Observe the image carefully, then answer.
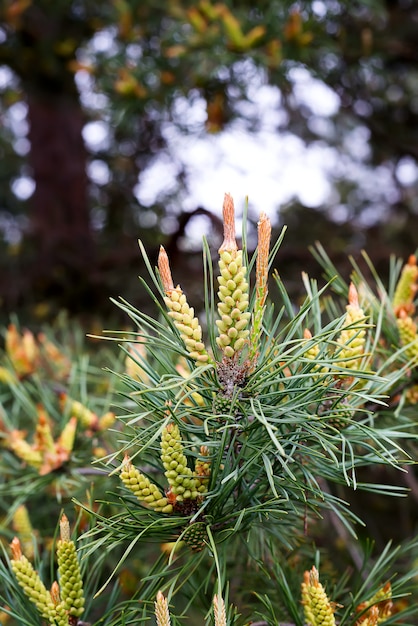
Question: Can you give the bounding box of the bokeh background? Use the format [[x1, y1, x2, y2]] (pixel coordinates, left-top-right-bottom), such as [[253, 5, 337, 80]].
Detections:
[[0, 0, 417, 324]]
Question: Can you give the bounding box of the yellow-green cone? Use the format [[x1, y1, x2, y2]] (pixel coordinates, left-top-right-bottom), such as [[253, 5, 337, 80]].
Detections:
[[56, 515, 85, 619], [301, 566, 336, 626], [60, 394, 99, 430], [335, 283, 367, 371], [216, 193, 251, 358], [7, 433, 42, 470], [355, 582, 392, 624], [120, 455, 173, 513], [12, 505, 35, 560], [397, 310, 418, 365], [158, 246, 211, 364], [10, 537, 61, 624], [303, 328, 329, 378], [160, 423, 199, 501], [393, 254, 418, 317], [194, 445, 211, 493], [57, 416, 77, 455]]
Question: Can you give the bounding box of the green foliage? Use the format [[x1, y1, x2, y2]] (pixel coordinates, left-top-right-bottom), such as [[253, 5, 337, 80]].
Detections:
[[2, 196, 418, 624]]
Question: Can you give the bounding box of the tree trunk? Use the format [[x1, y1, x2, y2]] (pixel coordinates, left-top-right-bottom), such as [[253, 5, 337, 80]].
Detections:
[[27, 90, 94, 283]]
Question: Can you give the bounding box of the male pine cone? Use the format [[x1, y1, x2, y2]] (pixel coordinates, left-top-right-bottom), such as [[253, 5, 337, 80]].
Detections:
[[120, 455, 173, 513], [216, 193, 251, 358]]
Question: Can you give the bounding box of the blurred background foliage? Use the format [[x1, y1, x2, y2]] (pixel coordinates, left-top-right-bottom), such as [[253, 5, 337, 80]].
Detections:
[[0, 0, 417, 321]]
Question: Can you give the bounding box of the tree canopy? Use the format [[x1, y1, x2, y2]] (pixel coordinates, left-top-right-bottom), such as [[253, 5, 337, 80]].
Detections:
[[0, 0, 417, 317]]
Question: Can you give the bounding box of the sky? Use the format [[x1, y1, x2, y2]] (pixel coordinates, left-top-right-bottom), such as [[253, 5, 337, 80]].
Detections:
[[79, 62, 353, 245], [1, 30, 417, 246]]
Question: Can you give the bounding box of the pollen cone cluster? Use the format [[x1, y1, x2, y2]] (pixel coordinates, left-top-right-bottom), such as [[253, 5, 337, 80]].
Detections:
[[392, 254, 418, 317], [355, 582, 392, 625], [158, 246, 210, 364], [335, 283, 367, 371], [12, 505, 35, 560], [10, 538, 58, 623], [392, 255, 418, 364], [161, 423, 201, 502], [56, 514, 85, 619], [303, 328, 329, 378], [396, 310, 418, 364], [216, 193, 251, 358], [10, 522, 83, 626], [301, 566, 336, 626], [120, 455, 173, 513]]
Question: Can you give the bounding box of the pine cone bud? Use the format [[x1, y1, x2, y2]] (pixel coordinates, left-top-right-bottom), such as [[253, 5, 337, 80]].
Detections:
[[301, 566, 336, 626], [355, 604, 379, 625], [120, 455, 173, 513], [249, 212, 272, 360], [303, 328, 330, 377], [10, 538, 56, 622], [5, 324, 39, 377], [406, 384, 418, 404], [183, 521, 207, 551], [303, 328, 320, 361], [255, 212, 271, 308], [213, 593, 227, 626], [393, 254, 418, 317], [158, 246, 210, 364], [12, 505, 35, 560], [57, 416, 77, 454], [396, 310, 418, 364], [194, 445, 211, 493], [355, 582, 392, 624], [60, 394, 99, 430], [160, 423, 199, 501], [34, 407, 55, 454], [56, 516, 85, 618], [219, 193, 238, 253], [50, 582, 69, 625], [154, 590, 171, 626], [216, 249, 251, 357], [7, 432, 42, 469], [216, 194, 250, 357], [335, 283, 367, 371]]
